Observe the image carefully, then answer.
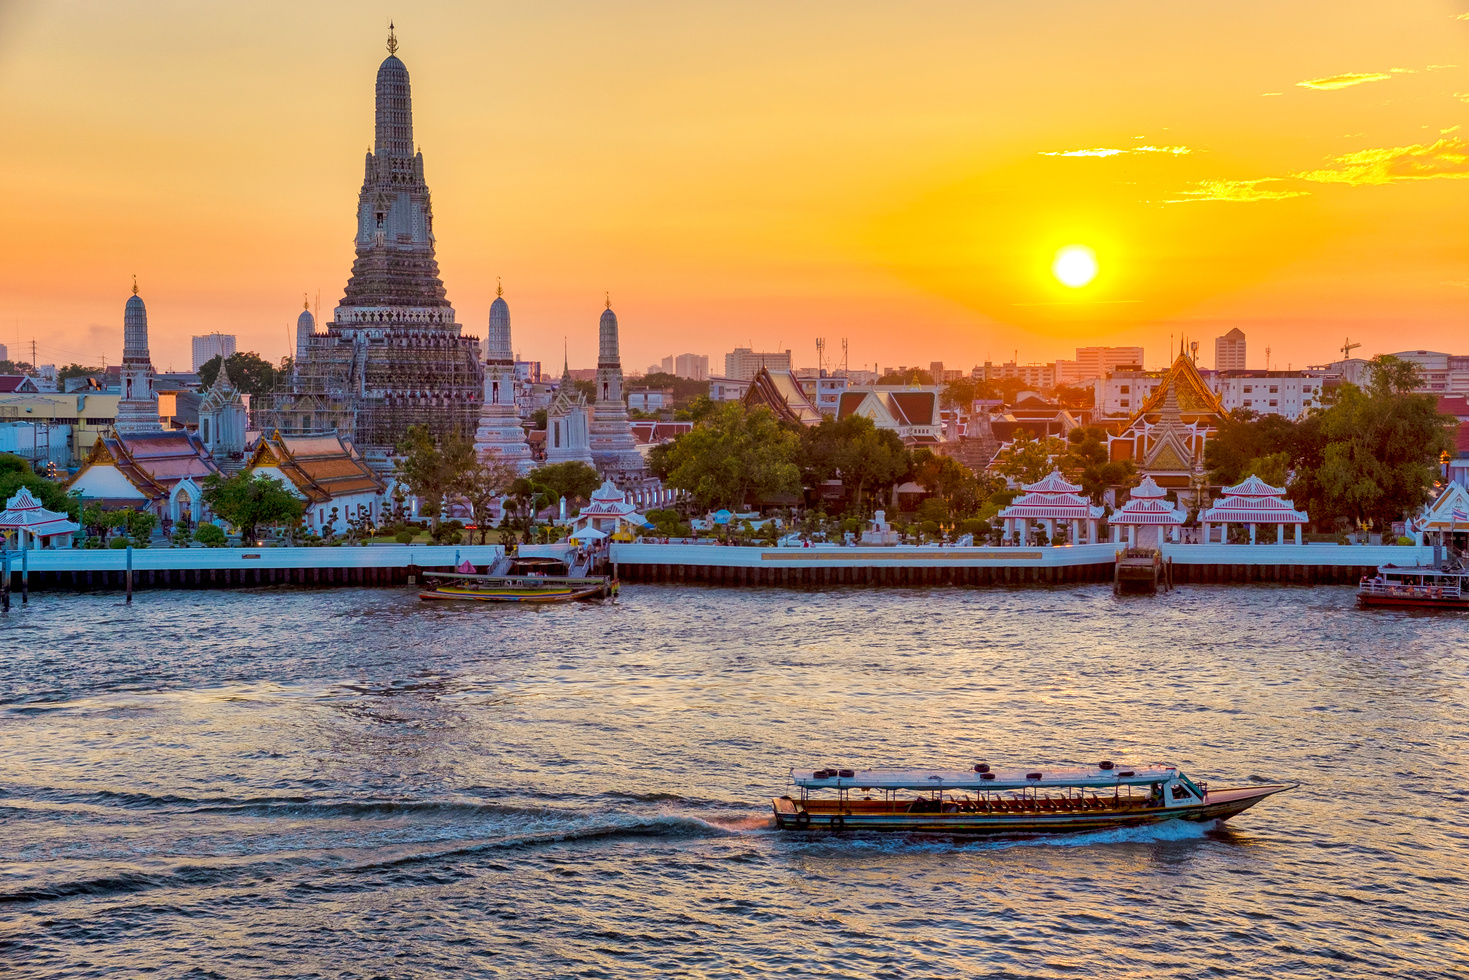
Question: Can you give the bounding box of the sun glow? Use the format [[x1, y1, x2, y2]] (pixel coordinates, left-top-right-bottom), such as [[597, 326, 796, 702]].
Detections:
[[1052, 245, 1099, 288]]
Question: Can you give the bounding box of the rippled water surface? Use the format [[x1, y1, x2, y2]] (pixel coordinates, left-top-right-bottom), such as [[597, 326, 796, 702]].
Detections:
[[2, 583, 1467, 978]]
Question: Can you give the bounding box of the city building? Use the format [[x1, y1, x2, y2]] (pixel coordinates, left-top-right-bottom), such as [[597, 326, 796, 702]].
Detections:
[[794, 371, 849, 415], [1215, 328, 1247, 371], [709, 377, 752, 402], [254, 30, 483, 471], [0, 344, 7, 361], [471, 286, 533, 474], [191, 333, 237, 372], [674, 353, 709, 381], [724, 347, 792, 381], [1072, 347, 1143, 384], [589, 300, 645, 478], [0, 376, 41, 394], [627, 388, 674, 412], [0, 393, 120, 464], [1094, 368, 1325, 421], [115, 281, 162, 435]]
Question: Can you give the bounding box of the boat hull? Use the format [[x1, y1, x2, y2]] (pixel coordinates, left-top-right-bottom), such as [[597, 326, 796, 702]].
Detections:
[[419, 584, 608, 603], [1357, 593, 1469, 610], [771, 785, 1292, 835]]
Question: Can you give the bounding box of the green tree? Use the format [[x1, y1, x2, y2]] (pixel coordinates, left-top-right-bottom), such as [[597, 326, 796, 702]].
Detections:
[[1204, 410, 1300, 486], [991, 433, 1068, 485], [877, 368, 934, 385], [453, 451, 521, 544], [194, 523, 227, 547], [0, 453, 79, 518], [1292, 356, 1454, 529], [201, 471, 305, 542], [910, 448, 999, 518], [941, 377, 980, 409], [661, 402, 801, 510], [394, 425, 476, 528], [533, 461, 601, 509], [1060, 427, 1136, 503], [58, 363, 104, 383], [198, 351, 280, 393], [800, 414, 911, 514], [636, 372, 711, 408]]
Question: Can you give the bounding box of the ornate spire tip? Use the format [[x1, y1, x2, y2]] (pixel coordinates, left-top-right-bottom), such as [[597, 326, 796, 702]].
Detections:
[[131, 275, 139, 296], [386, 22, 398, 56], [497, 276, 503, 298], [303, 293, 310, 311], [605, 291, 611, 310]]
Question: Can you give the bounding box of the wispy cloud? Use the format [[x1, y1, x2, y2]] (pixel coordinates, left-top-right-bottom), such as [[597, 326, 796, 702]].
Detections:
[[1389, 67, 1417, 74], [1295, 138, 1469, 185], [1297, 72, 1392, 91], [1166, 178, 1309, 203], [1261, 92, 1283, 97], [1442, 280, 1469, 288], [1040, 145, 1191, 158]]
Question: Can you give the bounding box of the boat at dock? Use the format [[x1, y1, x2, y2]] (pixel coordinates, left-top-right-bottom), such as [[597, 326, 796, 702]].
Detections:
[[771, 762, 1293, 835], [1357, 563, 1469, 610], [418, 556, 617, 603]]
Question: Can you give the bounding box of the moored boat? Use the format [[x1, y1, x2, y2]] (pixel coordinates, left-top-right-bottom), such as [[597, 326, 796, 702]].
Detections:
[[418, 570, 617, 603], [1358, 563, 1469, 610], [771, 762, 1293, 834]]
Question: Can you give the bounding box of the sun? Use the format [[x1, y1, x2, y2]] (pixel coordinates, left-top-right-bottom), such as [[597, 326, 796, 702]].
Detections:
[[1052, 244, 1098, 288]]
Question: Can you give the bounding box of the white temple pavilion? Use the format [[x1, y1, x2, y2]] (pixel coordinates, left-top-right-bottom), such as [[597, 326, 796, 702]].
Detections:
[[1108, 476, 1187, 548], [1198, 474, 1309, 544], [0, 487, 80, 549], [570, 480, 649, 540], [995, 470, 1103, 545]]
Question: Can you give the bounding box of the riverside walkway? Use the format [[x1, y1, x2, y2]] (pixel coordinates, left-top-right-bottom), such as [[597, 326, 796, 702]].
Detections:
[[0, 541, 1428, 594]]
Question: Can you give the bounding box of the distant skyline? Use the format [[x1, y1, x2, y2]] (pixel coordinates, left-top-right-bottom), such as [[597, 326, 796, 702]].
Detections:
[[1, 1, 1467, 375]]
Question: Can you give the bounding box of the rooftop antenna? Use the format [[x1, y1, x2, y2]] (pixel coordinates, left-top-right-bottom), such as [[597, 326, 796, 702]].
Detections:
[[815, 337, 826, 374], [1265, 346, 1271, 372], [841, 337, 849, 376]]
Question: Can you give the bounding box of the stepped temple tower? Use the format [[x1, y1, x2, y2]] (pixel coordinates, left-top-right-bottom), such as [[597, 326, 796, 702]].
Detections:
[[546, 350, 595, 468], [114, 279, 162, 434], [198, 368, 249, 472], [472, 284, 533, 473], [256, 27, 482, 471], [589, 298, 645, 478]]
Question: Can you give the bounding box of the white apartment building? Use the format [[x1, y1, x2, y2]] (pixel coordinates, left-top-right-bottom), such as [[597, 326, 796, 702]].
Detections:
[[724, 348, 792, 381], [191, 333, 237, 372], [1095, 369, 1326, 420], [1215, 329, 1246, 371], [794, 371, 850, 415], [709, 377, 752, 401], [1308, 351, 1469, 393]]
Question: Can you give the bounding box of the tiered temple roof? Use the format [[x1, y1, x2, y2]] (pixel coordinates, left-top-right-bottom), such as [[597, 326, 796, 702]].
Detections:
[[246, 431, 384, 505], [68, 432, 220, 506], [0, 486, 80, 545]]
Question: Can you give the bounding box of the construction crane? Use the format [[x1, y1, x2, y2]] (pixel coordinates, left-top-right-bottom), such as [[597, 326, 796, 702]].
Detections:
[[1341, 338, 1361, 360]]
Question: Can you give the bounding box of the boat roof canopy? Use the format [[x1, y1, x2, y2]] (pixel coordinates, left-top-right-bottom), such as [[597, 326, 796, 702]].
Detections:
[[792, 765, 1180, 791]]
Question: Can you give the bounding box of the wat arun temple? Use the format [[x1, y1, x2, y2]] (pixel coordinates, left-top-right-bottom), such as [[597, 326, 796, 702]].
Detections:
[[257, 30, 522, 474]]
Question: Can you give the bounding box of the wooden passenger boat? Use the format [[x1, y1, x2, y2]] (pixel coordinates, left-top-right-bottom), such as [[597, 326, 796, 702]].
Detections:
[[1358, 563, 1469, 610], [418, 571, 616, 603], [771, 763, 1293, 835]]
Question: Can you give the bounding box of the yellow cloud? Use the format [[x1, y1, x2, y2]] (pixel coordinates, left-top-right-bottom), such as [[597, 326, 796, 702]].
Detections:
[[1296, 72, 1392, 90], [1296, 138, 1469, 185], [1167, 178, 1309, 203], [1040, 145, 1191, 158]]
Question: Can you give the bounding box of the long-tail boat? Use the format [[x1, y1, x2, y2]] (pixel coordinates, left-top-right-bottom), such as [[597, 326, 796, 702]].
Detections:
[[418, 566, 616, 603], [771, 762, 1293, 834]]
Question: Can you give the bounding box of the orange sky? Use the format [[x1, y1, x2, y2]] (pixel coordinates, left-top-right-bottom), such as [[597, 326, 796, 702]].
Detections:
[[1, 0, 1468, 376]]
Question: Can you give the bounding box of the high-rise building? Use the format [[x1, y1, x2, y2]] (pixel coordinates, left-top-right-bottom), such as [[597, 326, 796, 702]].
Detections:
[[191, 333, 237, 372], [724, 348, 792, 381], [1215, 329, 1247, 371], [674, 353, 709, 380], [253, 28, 482, 468], [0, 344, 8, 362], [1073, 346, 1144, 383]]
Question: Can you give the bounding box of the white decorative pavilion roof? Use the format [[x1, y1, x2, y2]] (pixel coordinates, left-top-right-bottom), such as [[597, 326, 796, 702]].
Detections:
[[998, 469, 1103, 520], [1200, 473, 1308, 525], [0, 487, 81, 537], [1221, 474, 1288, 498], [581, 480, 639, 517]]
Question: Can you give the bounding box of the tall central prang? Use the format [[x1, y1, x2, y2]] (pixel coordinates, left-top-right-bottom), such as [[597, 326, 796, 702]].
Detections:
[[258, 27, 482, 471]]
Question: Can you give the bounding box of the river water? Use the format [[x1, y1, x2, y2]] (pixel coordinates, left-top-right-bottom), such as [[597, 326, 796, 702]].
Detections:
[[1, 583, 1466, 978]]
